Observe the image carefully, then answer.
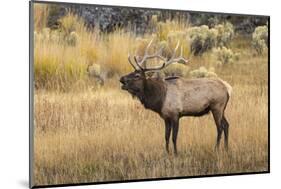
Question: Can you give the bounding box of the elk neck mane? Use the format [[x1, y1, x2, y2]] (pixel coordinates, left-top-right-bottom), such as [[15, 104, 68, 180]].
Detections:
[[138, 78, 167, 114]]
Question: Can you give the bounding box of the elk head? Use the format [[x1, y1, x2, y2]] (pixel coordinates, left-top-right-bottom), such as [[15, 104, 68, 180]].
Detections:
[[120, 69, 146, 98], [120, 39, 188, 99]]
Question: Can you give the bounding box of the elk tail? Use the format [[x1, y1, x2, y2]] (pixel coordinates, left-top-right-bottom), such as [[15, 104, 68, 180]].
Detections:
[[219, 79, 232, 97]]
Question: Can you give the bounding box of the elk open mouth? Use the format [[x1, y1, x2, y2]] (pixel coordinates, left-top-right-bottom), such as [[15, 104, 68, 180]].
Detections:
[[120, 82, 139, 96], [120, 80, 129, 91], [121, 84, 128, 90]]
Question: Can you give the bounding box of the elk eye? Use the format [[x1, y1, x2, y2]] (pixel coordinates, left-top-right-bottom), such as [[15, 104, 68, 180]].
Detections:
[[135, 74, 140, 78]]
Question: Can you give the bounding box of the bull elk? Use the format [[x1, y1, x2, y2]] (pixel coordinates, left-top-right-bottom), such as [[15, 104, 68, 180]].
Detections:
[[120, 40, 232, 155]]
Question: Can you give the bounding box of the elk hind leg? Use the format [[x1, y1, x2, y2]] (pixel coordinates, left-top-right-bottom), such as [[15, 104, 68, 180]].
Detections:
[[165, 119, 172, 154], [222, 116, 229, 150], [212, 108, 223, 150]]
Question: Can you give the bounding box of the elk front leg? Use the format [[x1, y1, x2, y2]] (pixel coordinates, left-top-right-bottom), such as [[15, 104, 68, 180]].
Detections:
[[171, 118, 179, 155], [165, 119, 172, 154]]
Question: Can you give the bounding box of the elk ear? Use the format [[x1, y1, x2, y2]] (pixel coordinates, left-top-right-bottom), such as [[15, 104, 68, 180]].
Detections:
[[143, 70, 164, 79], [139, 70, 147, 77], [145, 72, 155, 78]]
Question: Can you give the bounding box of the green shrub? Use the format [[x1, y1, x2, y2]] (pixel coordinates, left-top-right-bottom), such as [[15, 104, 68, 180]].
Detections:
[[87, 64, 101, 77], [67, 31, 79, 46], [252, 25, 268, 55], [189, 66, 217, 78], [162, 64, 190, 77], [153, 21, 234, 57], [213, 47, 240, 64], [215, 22, 234, 47], [188, 25, 218, 56], [87, 64, 105, 85], [186, 22, 234, 56]]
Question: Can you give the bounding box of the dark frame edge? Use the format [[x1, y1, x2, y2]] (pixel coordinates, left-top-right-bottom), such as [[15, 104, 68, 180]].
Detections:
[[29, 0, 35, 188], [32, 0, 269, 18], [267, 16, 270, 173], [31, 171, 270, 188]]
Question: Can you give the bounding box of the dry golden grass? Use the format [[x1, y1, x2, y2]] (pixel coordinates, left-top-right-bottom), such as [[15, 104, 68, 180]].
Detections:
[[33, 5, 268, 186], [33, 10, 194, 91], [33, 55, 268, 186], [34, 4, 49, 31]]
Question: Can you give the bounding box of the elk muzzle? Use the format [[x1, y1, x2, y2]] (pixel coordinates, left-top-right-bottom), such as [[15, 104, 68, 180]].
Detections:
[[120, 76, 128, 90]]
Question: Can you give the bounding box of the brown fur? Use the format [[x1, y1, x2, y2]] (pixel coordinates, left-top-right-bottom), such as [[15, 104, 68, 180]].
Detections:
[[120, 71, 232, 155]]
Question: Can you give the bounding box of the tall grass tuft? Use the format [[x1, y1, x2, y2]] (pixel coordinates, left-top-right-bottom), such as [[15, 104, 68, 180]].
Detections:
[[34, 4, 49, 31], [33, 9, 250, 91]]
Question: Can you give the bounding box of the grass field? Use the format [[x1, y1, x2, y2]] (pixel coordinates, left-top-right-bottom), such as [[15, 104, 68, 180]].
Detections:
[[32, 5, 268, 186], [33, 56, 268, 186]]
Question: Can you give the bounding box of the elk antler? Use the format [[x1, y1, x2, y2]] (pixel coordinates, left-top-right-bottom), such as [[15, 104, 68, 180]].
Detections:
[[128, 39, 189, 72], [128, 55, 137, 70]]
